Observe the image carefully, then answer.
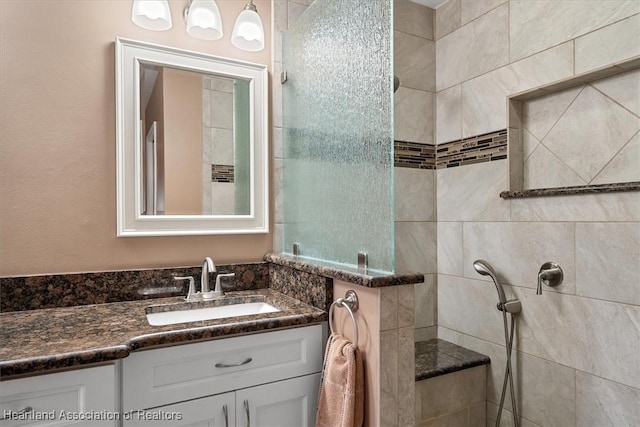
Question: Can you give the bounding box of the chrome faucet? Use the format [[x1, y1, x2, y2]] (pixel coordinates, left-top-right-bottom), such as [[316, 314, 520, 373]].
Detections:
[[201, 257, 216, 293]]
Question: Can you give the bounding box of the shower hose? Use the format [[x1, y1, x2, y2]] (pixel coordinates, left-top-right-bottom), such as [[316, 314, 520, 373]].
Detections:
[[496, 310, 519, 427]]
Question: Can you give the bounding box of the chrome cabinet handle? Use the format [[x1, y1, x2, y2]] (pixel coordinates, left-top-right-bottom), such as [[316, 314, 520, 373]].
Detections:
[[0, 406, 33, 420], [215, 357, 253, 368], [222, 404, 228, 427], [244, 399, 251, 427]]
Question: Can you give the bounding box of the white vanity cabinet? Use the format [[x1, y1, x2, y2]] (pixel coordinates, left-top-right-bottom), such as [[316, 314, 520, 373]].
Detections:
[[123, 392, 235, 427], [125, 374, 320, 427], [0, 365, 117, 427], [235, 373, 320, 427], [121, 325, 323, 427]]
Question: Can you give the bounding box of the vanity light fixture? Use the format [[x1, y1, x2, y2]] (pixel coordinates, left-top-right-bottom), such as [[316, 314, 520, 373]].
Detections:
[[231, 0, 265, 52], [131, 0, 172, 31], [184, 0, 224, 41], [131, 0, 262, 52]]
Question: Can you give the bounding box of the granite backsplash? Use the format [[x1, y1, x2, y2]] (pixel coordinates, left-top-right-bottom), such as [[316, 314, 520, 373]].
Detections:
[[269, 263, 333, 312], [2, 254, 423, 313], [0, 262, 269, 312]]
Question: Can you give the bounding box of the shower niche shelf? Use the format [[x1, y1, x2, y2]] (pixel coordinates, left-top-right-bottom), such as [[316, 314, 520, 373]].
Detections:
[[502, 55, 640, 199]]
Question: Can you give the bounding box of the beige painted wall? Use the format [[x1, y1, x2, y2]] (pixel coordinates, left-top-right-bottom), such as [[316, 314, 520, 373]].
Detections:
[[0, 0, 272, 276]]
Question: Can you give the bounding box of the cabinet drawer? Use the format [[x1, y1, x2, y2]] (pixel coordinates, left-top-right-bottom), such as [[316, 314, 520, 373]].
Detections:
[[122, 325, 322, 411], [0, 365, 116, 427]]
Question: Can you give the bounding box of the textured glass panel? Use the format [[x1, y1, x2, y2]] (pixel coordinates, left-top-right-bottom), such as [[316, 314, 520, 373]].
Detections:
[[282, 0, 394, 272]]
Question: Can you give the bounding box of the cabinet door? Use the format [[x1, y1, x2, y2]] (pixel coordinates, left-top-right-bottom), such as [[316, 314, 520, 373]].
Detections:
[[123, 392, 234, 427], [0, 365, 116, 427], [236, 373, 320, 427]]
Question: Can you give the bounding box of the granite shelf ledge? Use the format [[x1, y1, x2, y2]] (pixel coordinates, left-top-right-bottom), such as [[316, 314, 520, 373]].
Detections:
[[415, 339, 490, 381], [500, 182, 640, 199], [264, 253, 424, 288]]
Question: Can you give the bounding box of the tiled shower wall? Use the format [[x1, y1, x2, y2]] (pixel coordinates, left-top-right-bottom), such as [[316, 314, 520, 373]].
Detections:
[[435, 1, 640, 426], [521, 68, 640, 189], [273, 1, 639, 426], [392, 0, 438, 343]]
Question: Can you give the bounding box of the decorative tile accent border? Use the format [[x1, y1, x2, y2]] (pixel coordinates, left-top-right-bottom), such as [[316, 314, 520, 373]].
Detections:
[[394, 141, 436, 169], [394, 130, 507, 170], [436, 129, 507, 168], [0, 263, 269, 312], [211, 164, 234, 183]]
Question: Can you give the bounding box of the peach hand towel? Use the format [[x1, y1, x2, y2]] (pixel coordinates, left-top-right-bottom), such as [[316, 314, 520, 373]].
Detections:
[[315, 333, 364, 427]]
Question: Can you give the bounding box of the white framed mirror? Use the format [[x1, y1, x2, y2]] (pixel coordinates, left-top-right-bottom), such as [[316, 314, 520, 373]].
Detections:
[[115, 38, 268, 236]]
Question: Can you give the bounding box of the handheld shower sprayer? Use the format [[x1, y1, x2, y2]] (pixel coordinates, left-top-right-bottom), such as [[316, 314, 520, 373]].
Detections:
[[473, 260, 521, 313], [473, 260, 521, 427], [473, 259, 506, 304]]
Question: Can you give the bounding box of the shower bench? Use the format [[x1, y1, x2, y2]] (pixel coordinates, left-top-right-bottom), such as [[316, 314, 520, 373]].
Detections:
[[415, 339, 490, 426]]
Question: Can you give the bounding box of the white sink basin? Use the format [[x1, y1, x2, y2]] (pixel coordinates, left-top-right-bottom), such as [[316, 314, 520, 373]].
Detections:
[[146, 302, 281, 326]]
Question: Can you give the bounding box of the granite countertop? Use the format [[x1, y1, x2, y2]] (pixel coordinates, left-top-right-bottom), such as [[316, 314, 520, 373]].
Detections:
[[264, 253, 424, 288], [415, 339, 490, 381], [0, 289, 325, 380]]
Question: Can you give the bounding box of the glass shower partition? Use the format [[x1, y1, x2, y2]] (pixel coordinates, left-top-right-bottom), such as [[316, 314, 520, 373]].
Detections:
[[282, 0, 395, 272]]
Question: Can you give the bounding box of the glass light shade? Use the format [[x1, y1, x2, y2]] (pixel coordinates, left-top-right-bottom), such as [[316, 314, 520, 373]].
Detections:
[[231, 7, 265, 52], [186, 0, 223, 40], [132, 0, 172, 31]]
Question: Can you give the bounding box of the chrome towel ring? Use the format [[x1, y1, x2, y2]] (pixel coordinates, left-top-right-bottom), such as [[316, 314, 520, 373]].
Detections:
[[328, 290, 359, 348]]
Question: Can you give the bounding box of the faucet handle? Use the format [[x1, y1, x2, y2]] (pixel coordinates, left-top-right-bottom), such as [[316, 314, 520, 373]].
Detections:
[[215, 273, 236, 290], [537, 262, 563, 295], [174, 276, 197, 301], [201, 273, 235, 300]]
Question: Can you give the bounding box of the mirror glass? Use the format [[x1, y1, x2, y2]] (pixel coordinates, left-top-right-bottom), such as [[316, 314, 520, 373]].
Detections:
[[116, 38, 268, 236], [139, 64, 251, 216]]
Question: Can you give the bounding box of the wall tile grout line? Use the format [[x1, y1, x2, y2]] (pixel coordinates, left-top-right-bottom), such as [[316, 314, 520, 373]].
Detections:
[[589, 129, 640, 185], [589, 83, 640, 120]]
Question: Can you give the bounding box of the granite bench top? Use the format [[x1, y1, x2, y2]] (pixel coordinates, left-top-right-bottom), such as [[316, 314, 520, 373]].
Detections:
[[0, 289, 325, 380], [415, 338, 490, 381]]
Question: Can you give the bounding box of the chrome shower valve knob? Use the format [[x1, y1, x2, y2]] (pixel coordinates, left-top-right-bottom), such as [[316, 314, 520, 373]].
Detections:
[[537, 262, 563, 295]]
